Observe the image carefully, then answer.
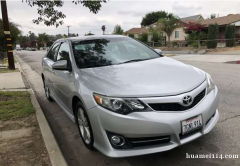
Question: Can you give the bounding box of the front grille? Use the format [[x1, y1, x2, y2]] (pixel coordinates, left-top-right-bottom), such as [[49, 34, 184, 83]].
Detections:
[[148, 89, 206, 112], [128, 135, 170, 147]]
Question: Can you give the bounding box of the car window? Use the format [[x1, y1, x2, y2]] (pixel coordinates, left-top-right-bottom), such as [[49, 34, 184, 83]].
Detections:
[[71, 37, 160, 69], [56, 42, 71, 66], [47, 43, 60, 61]]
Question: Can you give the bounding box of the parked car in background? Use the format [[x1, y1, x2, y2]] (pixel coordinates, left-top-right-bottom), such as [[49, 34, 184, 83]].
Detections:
[[26, 47, 36, 51], [42, 35, 219, 157]]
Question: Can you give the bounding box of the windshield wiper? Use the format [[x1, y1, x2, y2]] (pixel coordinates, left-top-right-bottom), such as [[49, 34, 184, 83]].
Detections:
[[120, 59, 145, 64]]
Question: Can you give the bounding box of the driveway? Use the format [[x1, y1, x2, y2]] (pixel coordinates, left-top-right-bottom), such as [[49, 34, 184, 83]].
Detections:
[[15, 50, 240, 166]]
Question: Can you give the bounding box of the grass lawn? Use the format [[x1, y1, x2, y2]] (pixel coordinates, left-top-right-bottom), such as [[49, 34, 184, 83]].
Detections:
[[0, 91, 35, 120], [0, 68, 19, 74]]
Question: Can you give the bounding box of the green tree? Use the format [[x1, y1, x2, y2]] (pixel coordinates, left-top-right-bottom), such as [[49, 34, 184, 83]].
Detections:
[[101, 25, 106, 35], [225, 25, 235, 47], [207, 23, 219, 49], [157, 16, 180, 45], [113, 24, 124, 35], [149, 26, 161, 42], [18, 35, 29, 48], [28, 31, 36, 42], [38, 33, 50, 47], [141, 11, 173, 26], [0, 19, 21, 52], [23, 0, 106, 27]]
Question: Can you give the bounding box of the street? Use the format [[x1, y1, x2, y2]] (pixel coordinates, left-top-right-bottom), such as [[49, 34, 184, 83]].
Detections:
[[17, 50, 240, 166]]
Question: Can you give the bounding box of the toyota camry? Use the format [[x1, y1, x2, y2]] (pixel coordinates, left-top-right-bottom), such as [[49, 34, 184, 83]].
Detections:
[[42, 35, 219, 157]]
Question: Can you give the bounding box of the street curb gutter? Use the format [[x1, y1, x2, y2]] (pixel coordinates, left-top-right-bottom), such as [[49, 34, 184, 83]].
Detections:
[[15, 54, 68, 166]]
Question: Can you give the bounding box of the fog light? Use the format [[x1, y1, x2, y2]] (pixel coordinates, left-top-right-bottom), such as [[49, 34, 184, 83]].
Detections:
[[111, 136, 125, 146]]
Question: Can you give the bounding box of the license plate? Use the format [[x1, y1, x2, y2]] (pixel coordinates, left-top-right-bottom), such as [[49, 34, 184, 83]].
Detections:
[[181, 115, 203, 135]]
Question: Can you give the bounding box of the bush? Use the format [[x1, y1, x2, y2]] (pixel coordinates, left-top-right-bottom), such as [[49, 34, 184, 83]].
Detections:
[[207, 24, 219, 49], [225, 25, 235, 47], [128, 34, 134, 38], [141, 33, 148, 43], [186, 31, 206, 48]]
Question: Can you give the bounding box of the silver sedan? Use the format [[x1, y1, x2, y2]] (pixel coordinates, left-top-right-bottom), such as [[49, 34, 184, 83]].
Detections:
[[42, 35, 219, 157]]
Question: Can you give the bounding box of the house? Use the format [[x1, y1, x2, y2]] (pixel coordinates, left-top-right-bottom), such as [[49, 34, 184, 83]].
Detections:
[[200, 14, 240, 39], [125, 14, 240, 44], [124, 27, 149, 39], [181, 14, 204, 21], [125, 15, 203, 43]]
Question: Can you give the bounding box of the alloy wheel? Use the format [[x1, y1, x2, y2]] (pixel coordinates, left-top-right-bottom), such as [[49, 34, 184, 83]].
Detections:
[[78, 108, 91, 144]]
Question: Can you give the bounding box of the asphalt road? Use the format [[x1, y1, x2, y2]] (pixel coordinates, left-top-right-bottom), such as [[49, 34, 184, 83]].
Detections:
[[16, 50, 240, 166]]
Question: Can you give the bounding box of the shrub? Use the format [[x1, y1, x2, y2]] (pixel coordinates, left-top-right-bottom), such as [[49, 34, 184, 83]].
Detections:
[[128, 34, 134, 38], [184, 21, 203, 34], [141, 33, 148, 43], [207, 23, 219, 49], [225, 25, 235, 47], [186, 31, 206, 48]]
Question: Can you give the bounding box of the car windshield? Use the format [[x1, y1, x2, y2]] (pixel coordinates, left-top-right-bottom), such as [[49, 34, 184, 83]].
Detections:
[[71, 37, 160, 69]]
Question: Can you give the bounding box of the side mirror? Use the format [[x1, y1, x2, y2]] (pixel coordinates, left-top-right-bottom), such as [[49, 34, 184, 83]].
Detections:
[[154, 49, 162, 55], [52, 60, 69, 71]]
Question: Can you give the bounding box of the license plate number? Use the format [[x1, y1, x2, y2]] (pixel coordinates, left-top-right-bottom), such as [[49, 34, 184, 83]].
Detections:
[[181, 115, 203, 135]]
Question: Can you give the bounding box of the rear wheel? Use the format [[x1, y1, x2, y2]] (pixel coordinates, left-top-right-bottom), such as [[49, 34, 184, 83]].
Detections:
[[44, 79, 53, 101], [76, 102, 94, 150]]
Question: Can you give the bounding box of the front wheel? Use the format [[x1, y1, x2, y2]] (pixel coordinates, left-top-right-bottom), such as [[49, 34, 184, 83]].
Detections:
[[44, 79, 53, 101], [76, 102, 94, 150]]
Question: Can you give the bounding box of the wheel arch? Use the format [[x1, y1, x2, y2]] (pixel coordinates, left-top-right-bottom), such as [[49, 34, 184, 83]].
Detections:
[[72, 95, 84, 123]]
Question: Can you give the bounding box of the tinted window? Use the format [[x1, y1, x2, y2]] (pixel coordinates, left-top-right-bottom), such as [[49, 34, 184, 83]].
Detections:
[[56, 42, 71, 67], [47, 43, 60, 61], [71, 37, 160, 69]]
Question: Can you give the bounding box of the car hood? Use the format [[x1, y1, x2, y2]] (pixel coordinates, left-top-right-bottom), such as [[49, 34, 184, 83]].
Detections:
[[80, 57, 206, 97]]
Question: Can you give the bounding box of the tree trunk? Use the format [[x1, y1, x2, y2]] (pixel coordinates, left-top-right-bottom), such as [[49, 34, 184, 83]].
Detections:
[[167, 35, 171, 47]]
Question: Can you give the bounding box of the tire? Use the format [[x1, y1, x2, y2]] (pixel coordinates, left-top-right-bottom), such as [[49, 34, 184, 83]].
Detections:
[[43, 79, 54, 101], [75, 102, 94, 150]]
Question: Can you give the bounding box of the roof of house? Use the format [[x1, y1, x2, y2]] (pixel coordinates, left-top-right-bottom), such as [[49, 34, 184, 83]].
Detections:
[[200, 14, 240, 27], [125, 27, 149, 34], [181, 14, 203, 21]]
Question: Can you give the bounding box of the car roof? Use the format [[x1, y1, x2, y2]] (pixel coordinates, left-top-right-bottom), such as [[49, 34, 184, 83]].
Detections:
[[56, 35, 128, 43]]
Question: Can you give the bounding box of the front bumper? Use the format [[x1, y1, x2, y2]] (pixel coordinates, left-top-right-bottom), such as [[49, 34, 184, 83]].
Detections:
[[87, 84, 219, 157]]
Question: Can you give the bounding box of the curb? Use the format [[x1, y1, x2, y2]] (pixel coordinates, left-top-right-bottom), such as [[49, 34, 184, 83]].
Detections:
[[14, 54, 68, 166]]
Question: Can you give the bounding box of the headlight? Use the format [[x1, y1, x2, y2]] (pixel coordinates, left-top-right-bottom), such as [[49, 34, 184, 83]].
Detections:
[[93, 94, 151, 115], [206, 73, 215, 94]]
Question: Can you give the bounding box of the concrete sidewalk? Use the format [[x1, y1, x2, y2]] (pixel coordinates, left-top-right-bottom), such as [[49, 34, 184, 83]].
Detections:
[[0, 56, 67, 166], [172, 54, 240, 63], [0, 72, 25, 90]]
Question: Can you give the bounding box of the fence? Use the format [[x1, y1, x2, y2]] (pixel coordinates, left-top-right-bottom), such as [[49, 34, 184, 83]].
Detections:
[[142, 38, 240, 49]]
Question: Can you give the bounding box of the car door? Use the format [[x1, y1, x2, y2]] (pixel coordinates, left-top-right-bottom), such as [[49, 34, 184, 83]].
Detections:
[[52, 42, 75, 112], [42, 42, 60, 96]]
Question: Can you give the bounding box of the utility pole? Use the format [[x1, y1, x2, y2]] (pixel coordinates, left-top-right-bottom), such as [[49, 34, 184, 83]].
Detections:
[[67, 26, 70, 37], [1, 0, 15, 70]]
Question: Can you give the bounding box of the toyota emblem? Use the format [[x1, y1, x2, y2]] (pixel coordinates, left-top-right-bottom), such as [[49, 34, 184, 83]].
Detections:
[[182, 95, 193, 106]]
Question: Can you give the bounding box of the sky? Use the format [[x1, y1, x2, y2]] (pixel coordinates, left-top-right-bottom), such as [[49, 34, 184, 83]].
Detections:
[[1, 0, 240, 36]]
